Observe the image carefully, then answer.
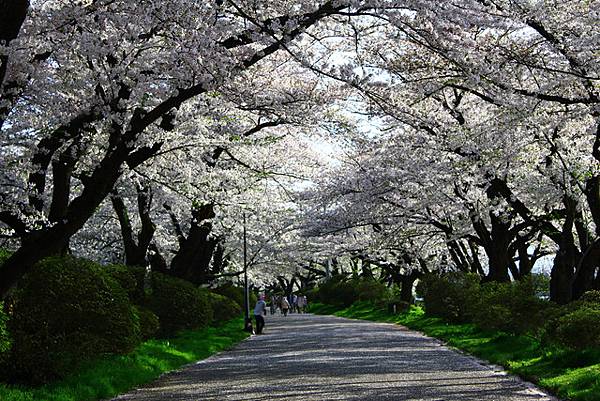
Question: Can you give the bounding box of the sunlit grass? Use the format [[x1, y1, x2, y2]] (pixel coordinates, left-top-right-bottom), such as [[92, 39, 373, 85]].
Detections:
[[0, 318, 249, 401], [311, 301, 600, 401]]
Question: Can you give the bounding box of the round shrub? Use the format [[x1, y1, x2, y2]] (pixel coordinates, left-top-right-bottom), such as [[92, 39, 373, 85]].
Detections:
[[0, 250, 13, 374], [213, 283, 256, 310], [473, 277, 552, 335], [106, 264, 147, 303], [319, 278, 357, 307], [355, 279, 390, 303], [204, 290, 241, 324], [144, 272, 213, 337], [555, 307, 600, 349], [0, 302, 10, 369], [420, 272, 480, 323], [310, 276, 390, 307], [579, 290, 600, 305], [9, 256, 140, 384], [134, 306, 160, 340]]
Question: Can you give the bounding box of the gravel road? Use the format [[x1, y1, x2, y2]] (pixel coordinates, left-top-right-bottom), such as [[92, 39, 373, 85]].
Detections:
[[112, 313, 557, 401]]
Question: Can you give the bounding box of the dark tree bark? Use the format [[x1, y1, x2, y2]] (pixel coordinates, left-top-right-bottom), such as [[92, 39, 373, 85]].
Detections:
[[210, 239, 227, 275], [166, 203, 219, 285], [111, 182, 156, 267], [148, 243, 168, 273], [398, 270, 422, 304], [429, 218, 483, 275], [0, 0, 29, 122], [276, 275, 297, 297]]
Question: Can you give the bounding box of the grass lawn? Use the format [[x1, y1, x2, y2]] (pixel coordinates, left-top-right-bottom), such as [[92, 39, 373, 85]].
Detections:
[[310, 302, 600, 401], [0, 318, 249, 401]]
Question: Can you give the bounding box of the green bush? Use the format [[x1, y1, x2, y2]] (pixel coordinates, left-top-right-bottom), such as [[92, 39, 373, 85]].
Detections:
[[473, 277, 552, 335], [0, 248, 11, 265], [0, 302, 10, 370], [419, 272, 481, 323], [544, 290, 600, 349], [213, 283, 256, 310], [579, 290, 600, 305], [9, 256, 140, 384], [310, 276, 389, 307], [0, 250, 13, 374], [134, 306, 160, 340], [355, 279, 390, 303], [144, 272, 213, 337], [205, 290, 241, 324], [106, 264, 147, 303], [554, 307, 600, 350]]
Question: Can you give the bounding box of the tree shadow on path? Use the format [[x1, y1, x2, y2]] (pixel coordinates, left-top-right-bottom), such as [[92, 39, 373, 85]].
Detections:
[[113, 314, 557, 401]]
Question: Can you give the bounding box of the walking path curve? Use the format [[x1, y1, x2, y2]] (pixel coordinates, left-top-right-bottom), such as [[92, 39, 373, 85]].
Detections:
[[112, 313, 557, 401]]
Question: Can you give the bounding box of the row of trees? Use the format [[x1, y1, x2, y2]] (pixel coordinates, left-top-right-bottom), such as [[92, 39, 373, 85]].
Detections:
[[0, 0, 358, 296], [295, 0, 599, 304], [1, 1, 599, 306]]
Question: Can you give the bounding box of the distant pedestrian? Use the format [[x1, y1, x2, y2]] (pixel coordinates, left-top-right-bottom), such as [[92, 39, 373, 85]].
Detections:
[[254, 294, 267, 334], [269, 295, 277, 315], [297, 295, 306, 313], [280, 296, 290, 316], [292, 294, 298, 313]]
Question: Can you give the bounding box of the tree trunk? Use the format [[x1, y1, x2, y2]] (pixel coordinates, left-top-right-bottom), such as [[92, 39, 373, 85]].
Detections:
[[550, 197, 579, 304], [148, 243, 168, 273], [111, 182, 156, 267], [169, 203, 218, 285], [572, 239, 600, 299], [399, 271, 420, 304]]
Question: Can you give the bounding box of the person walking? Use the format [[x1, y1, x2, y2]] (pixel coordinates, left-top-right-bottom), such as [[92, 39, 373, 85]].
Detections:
[[297, 295, 306, 313], [280, 296, 290, 317], [269, 295, 277, 315], [291, 294, 298, 313], [253, 294, 267, 334]]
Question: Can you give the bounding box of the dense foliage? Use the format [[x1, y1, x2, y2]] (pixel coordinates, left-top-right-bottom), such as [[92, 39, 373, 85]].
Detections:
[[145, 272, 213, 337], [310, 276, 390, 307], [0, 255, 241, 387], [205, 291, 242, 325], [8, 257, 140, 383], [418, 272, 600, 350], [213, 283, 257, 311], [417, 273, 480, 323], [0, 0, 599, 395]]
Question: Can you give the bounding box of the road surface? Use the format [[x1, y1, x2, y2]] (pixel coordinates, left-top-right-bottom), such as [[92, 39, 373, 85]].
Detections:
[[113, 313, 557, 401]]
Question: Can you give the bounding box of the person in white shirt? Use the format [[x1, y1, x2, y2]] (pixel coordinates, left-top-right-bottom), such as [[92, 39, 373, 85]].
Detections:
[[253, 294, 267, 334], [280, 296, 290, 316], [297, 295, 306, 313]]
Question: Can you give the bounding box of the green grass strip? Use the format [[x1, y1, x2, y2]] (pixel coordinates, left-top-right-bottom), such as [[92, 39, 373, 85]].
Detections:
[[310, 302, 600, 401], [0, 318, 249, 401]]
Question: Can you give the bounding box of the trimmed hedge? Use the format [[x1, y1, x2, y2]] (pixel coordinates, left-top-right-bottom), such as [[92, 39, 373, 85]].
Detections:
[[9, 256, 140, 384], [418, 272, 480, 323], [213, 283, 257, 310], [205, 290, 241, 324], [472, 277, 552, 335], [134, 306, 160, 340], [554, 307, 600, 350], [310, 276, 390, 307], [106, 264, 147, 304], [0, 250, 12, 375], [0, 302, 9, 371], [546, 291, 600, 350], [145, 272, 213, 337]]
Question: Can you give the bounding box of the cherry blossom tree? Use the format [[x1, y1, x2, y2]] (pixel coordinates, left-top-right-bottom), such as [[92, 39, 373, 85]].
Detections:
[[0, 0, 363, 298]]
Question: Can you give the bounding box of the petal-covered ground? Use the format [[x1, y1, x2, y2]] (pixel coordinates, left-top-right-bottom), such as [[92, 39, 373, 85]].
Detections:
[[113, 313, 558, 401]]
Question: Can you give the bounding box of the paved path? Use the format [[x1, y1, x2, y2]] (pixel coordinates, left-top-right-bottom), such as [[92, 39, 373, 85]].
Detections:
[[113, 313, 557, 401]]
